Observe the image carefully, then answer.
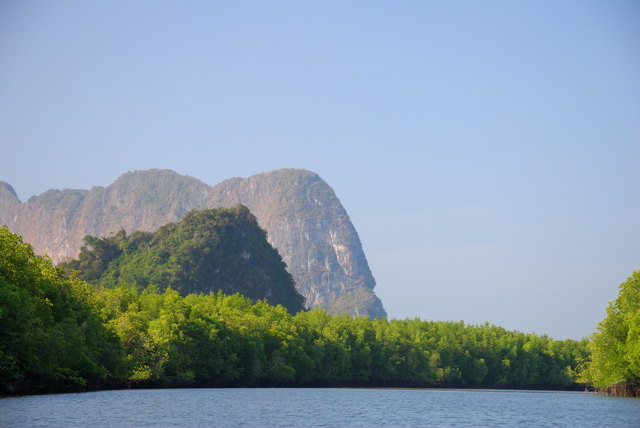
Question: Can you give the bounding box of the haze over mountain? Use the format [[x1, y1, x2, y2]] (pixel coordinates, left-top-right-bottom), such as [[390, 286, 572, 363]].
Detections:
[[0, 169, 386, 318]]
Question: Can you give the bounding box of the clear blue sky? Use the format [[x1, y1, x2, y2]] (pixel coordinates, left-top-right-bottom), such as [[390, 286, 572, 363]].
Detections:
[[1, 1, 638, 339]]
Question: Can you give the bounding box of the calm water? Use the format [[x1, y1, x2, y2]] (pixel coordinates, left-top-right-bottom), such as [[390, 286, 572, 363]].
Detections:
[[1, 388, 639, 427]]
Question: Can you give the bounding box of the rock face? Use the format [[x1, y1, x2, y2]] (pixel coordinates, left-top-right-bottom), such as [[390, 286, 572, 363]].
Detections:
[[0, 169, 386, 318], [0, 170, 211, 263]]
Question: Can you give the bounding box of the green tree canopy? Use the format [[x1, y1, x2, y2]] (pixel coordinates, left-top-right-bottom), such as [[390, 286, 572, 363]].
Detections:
[[2, 226, 590, 394], [0, 226, 123, 393], [579, 270, 640, 395]]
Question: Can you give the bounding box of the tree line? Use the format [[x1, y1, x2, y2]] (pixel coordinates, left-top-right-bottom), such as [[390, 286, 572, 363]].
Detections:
[[1, 225, 594, 394]]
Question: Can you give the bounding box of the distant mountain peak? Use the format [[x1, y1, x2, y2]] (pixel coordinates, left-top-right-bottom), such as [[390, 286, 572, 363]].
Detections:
[[0, 182, 19, 200]]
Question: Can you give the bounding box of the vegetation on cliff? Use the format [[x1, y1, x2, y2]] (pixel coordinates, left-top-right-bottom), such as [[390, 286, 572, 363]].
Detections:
[[578, 271, 640, 396], [1, 226, 590, 394], [60, 205, 305, 314]]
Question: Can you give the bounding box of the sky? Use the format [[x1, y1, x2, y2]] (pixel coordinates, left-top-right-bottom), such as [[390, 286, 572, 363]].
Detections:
[[1, 1, 638, 340]]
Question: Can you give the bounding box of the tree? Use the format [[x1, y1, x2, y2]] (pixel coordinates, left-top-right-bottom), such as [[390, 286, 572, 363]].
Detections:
[[0, 226, 123, 393], [579, 270, 640, 396]]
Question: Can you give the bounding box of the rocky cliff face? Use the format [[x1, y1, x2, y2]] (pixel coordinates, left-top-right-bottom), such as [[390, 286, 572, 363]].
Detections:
[[0, 169, 386, 318], [0, 170, 211, 263], [208, 169, 385, 318]]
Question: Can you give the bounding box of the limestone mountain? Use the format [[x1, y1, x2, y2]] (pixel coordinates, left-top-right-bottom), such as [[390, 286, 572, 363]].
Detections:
[[0, 169, 386, 318], [208, 170, 385, 318]]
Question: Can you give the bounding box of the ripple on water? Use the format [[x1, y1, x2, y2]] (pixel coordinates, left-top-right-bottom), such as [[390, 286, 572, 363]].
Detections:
[[1, 388, 639, 428]]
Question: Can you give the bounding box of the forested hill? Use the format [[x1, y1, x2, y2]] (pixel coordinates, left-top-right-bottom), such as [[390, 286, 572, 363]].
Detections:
[[0, 169, 385, 318], [61, 206, 305, 314]]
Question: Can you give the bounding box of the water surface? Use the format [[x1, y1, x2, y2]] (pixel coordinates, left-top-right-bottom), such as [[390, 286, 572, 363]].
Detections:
[[2, 388, 639, 427]]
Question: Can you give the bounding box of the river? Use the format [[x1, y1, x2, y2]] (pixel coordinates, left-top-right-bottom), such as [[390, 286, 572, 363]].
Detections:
[[2, 388, 639, 427]]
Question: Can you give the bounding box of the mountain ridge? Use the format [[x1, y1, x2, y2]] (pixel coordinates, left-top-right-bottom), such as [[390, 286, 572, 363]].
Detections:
[[0, 169, 386, 318]]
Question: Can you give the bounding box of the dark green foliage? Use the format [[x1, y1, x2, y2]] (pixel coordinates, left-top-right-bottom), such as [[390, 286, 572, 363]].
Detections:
[[64, 231, 126, 282], [0, 226, 124, 394], [3, 227, 590, 394], [578, 270, 640, 396], [62, 205, 305, 314]]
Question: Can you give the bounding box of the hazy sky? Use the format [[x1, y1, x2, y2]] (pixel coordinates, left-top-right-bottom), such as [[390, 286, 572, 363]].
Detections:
[[1, 1, 638, 339]]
